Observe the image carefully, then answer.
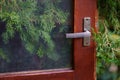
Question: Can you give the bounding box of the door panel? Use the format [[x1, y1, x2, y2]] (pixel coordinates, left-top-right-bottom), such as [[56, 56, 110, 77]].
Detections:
[[0, 0, 73, 73], [0, 0, 97, 80]]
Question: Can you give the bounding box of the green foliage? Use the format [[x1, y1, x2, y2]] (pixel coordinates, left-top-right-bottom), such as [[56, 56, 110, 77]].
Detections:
[[0, 0, 68, 61], [98, 0, 120, 33], [96, 0, 120, 75], [0, 48, 9, 61]]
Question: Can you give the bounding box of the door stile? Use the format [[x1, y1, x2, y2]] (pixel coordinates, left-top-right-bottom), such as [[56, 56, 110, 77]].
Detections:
[[74, 0, 97, 80]]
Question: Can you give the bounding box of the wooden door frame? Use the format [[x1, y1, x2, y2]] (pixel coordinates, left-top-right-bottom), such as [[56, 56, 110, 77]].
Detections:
[[74, 0, 97, 80], [0, 0, 97, 80]]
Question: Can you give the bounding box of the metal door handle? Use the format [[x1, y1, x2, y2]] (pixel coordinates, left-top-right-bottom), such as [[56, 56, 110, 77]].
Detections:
[[66, 30, 91, 38], [66, 17, 91, 46]]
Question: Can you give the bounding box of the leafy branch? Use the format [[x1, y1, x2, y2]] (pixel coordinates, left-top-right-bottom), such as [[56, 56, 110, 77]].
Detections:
[[96, 0, 120, 75], [0, 0, 68, 61]]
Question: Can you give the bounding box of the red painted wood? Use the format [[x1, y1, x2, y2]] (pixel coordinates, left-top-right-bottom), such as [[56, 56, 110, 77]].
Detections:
[[74, 0, 97, 80], [0, 69, 74, 80], [0, 0, 97, 80]]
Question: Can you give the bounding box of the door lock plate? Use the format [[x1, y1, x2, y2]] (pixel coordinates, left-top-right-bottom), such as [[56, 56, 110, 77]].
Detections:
[[83, 17, 91, 46], [66, 17, 91, 47]]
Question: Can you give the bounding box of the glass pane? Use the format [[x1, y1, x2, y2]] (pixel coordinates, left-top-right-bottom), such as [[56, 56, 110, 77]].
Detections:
[[0, 0, 73, 73]]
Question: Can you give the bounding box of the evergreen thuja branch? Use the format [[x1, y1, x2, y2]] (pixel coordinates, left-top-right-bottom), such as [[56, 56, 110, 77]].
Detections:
[[0, 0, 68, 61], [97, 0, 120, 75]]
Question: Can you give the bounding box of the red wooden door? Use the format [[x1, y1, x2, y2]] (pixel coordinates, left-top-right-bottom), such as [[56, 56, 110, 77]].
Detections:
[[0, 0, 97, 80]]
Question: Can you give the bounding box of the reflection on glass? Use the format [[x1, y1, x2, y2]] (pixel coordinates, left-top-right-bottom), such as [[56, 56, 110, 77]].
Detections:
[[0, 0, 73, 73]]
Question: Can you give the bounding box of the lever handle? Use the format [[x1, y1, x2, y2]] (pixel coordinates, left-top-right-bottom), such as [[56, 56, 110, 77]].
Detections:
[[66, 17, 91, 46], [66, 30, 91, 38]]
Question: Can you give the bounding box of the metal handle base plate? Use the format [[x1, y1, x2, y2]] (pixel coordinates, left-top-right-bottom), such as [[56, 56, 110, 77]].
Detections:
[[66, 17, 91, 46]]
